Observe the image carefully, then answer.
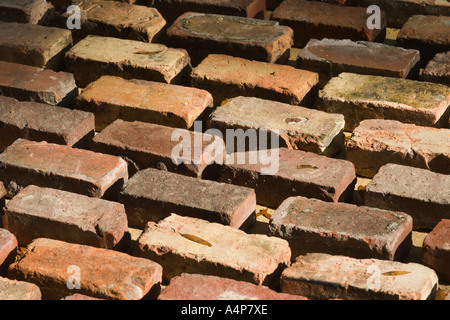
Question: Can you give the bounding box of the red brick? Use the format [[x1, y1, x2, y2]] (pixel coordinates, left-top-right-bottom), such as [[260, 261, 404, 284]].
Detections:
[[133, 214, 291, 288], [218, 148, 356, 208], [269, 196, 412, 261], [0, 61, 78, 107], [0, 181, 5, 208], [57, 0, 166, 43], [207, 96, 345, 157], [119, 168, 256, 229], [158, 273, 307, 300], [0, 276, 41, 300], [0, 0, 52, 24], [65, 35, 190, 87], [0, 96, 94, 152], [0, 22, 72, 70], [422, 219, 450, 283], [191, 54, 318, 106], [397, 15, 450, 66], [0, 228, 17, 275], [3, 185, 130, 249], [346, 120, 450, 177], [365, 164, 450, 230], [0, 139, 128, 199], [74, 75, 213, 131], [90, 119, 225, 178], [272, 0, 386, 47], [280, 253, 439, 300], [8, 238, 163, 300], [422, 51, 450, 87], [166, 12, 293, 65], [297, 39, 420, 87]]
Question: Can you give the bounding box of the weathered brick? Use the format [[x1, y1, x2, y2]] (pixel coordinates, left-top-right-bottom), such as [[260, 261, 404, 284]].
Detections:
[[0, 61, 78, 107], [74, 75, 213, 131], [0, 96, 94, 152], [272, 0, 386, 47], [207, 96, 345, 157], [143, 0, 266, 25], [119, 168, 256, 229], [0, 276, 41, 300], [281, 253, 439, 300], [346, 120, 450, 177], [397, 15, 450, 66], [90, 119, 225, 177], [365, 164, 450, 230], [166, 12, 293, 65], [0, 228, 17, 275], [0, 139, 128, 199], [57, 0, 166, 43], [158, 273, 307, 300], [0, 22, 72, 70], [133, 214, 291, 288], [422, 51, 450, 86], [269, 196, 412, 261], [0, 0, 52, 24], [422, 219, 450, 283], [297, 39, 420, 87], [218, 148, 356, 208], [2, 185, 130, 249], [61, 293, 102, 300], [8, 238, 162, 300], [316, 73, 450, 131], [0, 181, 5, 208], [191, 54, 318, 106], [65, 35, 190, 87]]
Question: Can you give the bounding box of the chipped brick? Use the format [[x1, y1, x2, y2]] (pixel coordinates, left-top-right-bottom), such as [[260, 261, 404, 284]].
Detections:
[[0, 0, 52, 24], [0, 276, 41, 300], [0, 228, 17, 275], [422, 219, 450, 283], [422, 51, 450, 86]]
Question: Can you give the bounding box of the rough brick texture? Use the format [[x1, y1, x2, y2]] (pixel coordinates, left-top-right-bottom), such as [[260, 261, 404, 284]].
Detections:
[[191, 54, 318, 106], [365, 164, 450, 230], [2, 185, 130, 249], [0, 139, 128, 199], [0, 228, 17, 275], [346, 120, 450, 177], [422, 219, 450, 283], [0, 0, 52, 24], [281, 253, 439, 300], [422, 51, 450, 86], [0, 276, 41, 300], [119, 168, 256, 229], [74, 75, 213, 131], [0, 181, 5, 208], [8, 238, 162, 300]]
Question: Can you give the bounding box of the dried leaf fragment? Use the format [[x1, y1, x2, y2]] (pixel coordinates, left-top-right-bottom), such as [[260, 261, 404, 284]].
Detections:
[[181, 233, 213, 247], [297, 164, 319, 170], [256, 208, 272, 219], [381, 271, 411, 276]]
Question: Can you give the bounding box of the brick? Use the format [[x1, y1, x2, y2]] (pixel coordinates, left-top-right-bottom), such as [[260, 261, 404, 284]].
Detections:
[[2, 185, 130, 249], [119, 168, 256, 229], [0, 22, 72, 70], [280, 253, 439, 300], [0, 96, 94, 152], [0, 228, 17, 275], [48, 0, 69, 11], [346, 120, 450, 177], [207, 96, 345, 157], [0, 0, 52, 24], [191, 54, 318, 106], [8, 238, 162, 300], [166, 12, 293, 65], [0, 277, 41, 300], [90, 119, 225, 178], [0, 139, 128, 199], [0, 181, 5, 208], [57, 0, 166, 43], [133, 214, 291, 288], [271, 0, 386, 47], [74, 75, 213, 131], [365, 164, 450, 230], [143, 0, 266, 25], [397, 15, 450, 66], [158, 273, 307, 300], [65, 35, 190, 87], [297, 39, 420, 87], [316, 73, 450, 131], [0, 61, 78, 107], [422, 51, 450, 86], [421, 219, 450, 283], [218, 148, 356, 208], [61, 293, 102, 300], [269, 196, 412, 261]]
